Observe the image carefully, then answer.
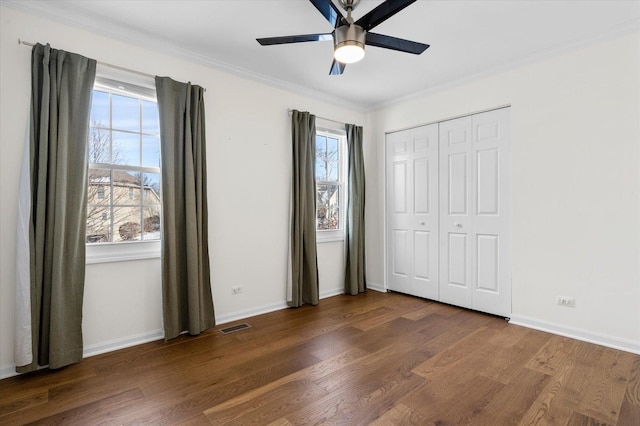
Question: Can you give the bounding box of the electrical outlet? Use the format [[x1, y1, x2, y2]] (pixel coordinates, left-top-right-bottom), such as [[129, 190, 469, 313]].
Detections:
[[232, 286, 243, 295], [556, 296, 575, 307]]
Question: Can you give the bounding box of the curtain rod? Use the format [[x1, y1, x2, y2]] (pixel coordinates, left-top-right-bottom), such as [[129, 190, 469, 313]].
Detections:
[[19, 39, 207, 92], [288, 108, 351, 127], [19, 39, 157, 80]]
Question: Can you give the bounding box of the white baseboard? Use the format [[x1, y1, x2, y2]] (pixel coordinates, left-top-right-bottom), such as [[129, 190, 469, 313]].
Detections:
[[0, 364, 19, 380], [320, 288, 345, 299], [215, 289, 345, 326], [367, 282, 387, 293], [0, 329, 165, 380], [83, 329, 164, 358], [509, 314, 640, 355], [215, 301, 290, 325]]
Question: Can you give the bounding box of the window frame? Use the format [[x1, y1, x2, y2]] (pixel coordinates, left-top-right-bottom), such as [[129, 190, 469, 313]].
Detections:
[[315, 127, 347, 243], [86, 71, 162, 264]]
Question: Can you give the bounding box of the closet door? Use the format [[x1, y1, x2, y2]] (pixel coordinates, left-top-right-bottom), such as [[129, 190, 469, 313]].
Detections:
[[439, 108, 511, 317], [386, 124, 439, 299]]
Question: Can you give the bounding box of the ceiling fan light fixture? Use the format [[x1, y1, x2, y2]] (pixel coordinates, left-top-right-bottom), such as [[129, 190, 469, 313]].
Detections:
[[334, 43, 365, 64], [334, 24, 366, 64]]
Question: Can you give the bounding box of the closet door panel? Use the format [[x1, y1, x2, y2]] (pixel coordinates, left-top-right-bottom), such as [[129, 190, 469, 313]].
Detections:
[[471, 108, 511, 316], [386, 132, 412, 294], [386, 124, 439, 300], [410, 124, 439, 299], [439, 116, 473, 308]]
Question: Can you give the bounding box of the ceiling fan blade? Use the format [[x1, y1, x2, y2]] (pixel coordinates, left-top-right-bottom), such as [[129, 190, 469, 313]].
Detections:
[[355, 0, 417, 31], [309, 0, 346, 28], [257, 33, 333, 46], [365, 32, 429, 55], [329, 59, 346, 75]]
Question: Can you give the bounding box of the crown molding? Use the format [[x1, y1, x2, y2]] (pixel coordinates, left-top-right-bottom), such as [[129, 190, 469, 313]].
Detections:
[[368, 18, 640, 112], [2, 0, 366, 113], [4, 1, 638, 114]]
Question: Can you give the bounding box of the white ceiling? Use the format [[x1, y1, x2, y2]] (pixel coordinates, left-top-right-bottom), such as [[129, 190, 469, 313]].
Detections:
[[6, 0, 640, 110]]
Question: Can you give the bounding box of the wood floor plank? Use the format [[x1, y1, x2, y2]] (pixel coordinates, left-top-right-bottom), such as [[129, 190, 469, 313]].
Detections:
[[128, 347, 323, 423], [0, 376, 142, 424], [0, 391, 48, 418], [418, 309, 495, 353], [302, 326, 366, 361], [567, 410, 612, 425], [526, 334, 580, 375], [174, 413, 213, 426], [203, 347, 367, 418], [136, 319, 337, 400], [519, 340, 613, 425], [400, 300, 440, 321], [314, 338, 428, 396], [401, 372, 504, 423], [577, 348, 636, 424], [473, 367, 550, 425], [128, 359, 319, 424], [519, 357, 577, 424], [266, 418, 294, 426], [0, 363, 96, 404], [349, 316, 432, 353], [283, 328, 432, 424], [208, 380, 328, 425], [350, 306, 406, 331], [24, 387, 145, 426], [469, 328, 552, 385], [617, 356, 640, 425], [411, 325, 499, 378], [368, 402, 427, 425], [0, 291, 637, 425], [285, 362, 426, 425]]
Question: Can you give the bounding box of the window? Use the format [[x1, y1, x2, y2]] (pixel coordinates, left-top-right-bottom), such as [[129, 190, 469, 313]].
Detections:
[[315, 129, 346, 242], [86, 79, 161, 247]]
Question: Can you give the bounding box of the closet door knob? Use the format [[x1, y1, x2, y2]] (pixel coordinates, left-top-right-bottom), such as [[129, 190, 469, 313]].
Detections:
[[455, 223, 462, 228], [419, 221, 425, 225]]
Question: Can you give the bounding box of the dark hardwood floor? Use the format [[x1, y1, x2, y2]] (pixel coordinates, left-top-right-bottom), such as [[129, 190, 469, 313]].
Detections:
[[0, 291, 638, 425]]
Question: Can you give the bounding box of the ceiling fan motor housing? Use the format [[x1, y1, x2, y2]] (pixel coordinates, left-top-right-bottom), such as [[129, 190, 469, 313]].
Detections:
[[334, 24, 366, 52]]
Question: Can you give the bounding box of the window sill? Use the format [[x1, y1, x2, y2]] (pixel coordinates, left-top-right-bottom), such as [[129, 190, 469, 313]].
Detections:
[[86, 240, 161, 264], [316, 232, 345, 244]]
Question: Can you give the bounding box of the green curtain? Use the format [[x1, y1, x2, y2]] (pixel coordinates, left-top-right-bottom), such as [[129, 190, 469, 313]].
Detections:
[[155, 77, 215, 340], [289, 110, 319, 307], [17, 43, 96, 373], [344, 123, 366, 295]]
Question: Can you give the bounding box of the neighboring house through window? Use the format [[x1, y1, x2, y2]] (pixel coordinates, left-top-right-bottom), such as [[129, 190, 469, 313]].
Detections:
[[315, 128, 346, 242], [86, 77, 161, 247]]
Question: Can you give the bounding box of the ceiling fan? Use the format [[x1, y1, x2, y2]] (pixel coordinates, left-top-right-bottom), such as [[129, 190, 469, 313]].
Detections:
[[257, 0, 429, 75]]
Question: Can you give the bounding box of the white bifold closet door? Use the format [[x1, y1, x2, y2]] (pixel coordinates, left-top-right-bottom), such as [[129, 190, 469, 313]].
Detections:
[[439, 108, 511, 317], [386, 124, 439, 300], [386, 107, 511, 317]]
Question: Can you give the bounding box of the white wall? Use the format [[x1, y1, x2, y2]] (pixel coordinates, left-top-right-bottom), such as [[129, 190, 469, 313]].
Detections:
[[366, 32, 640, 351], [0, 6, 364, 376]]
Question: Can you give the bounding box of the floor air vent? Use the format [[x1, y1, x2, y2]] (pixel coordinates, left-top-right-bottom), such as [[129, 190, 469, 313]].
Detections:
[[219, 323, 251, 334]]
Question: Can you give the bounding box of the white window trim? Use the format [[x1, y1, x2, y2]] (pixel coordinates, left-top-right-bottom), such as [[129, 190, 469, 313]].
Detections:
[[315, 126, 347, 244], [86, 66, 161, 264], [86, 240, 161, 264]]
